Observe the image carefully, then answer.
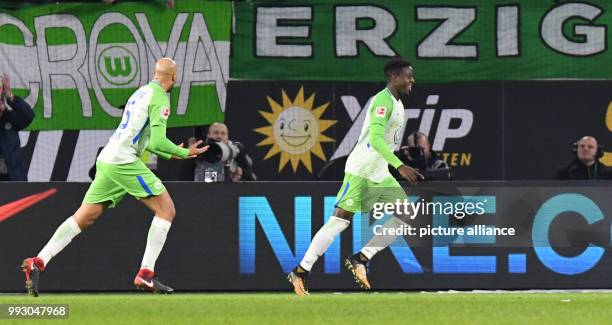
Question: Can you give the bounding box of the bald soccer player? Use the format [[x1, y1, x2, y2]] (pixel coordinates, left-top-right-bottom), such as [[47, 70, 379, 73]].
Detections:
[[21, 58, 208, 296]]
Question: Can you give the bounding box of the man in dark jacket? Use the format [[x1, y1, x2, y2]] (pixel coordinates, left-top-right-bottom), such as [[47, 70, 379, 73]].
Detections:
[[0, 74, 35, 181], [556, 136, 611, 180]]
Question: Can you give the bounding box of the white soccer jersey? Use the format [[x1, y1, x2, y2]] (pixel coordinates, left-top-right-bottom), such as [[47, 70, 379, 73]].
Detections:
[[344, 88, 405, 183], [97, 82, 168, 164]]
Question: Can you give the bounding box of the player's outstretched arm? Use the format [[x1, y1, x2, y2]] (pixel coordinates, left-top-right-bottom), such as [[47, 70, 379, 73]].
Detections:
[[369, 125, 423, 184], [369, 123, 403, 169], [148, 124, 190, 159], [147, 146, 173, 160], [170, 141, 209, 160], [146, 99, 194, 160], [368, 96, 404, 170]]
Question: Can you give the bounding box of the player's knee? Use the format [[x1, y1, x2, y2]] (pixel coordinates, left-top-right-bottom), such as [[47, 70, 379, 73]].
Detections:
[[74, 215, 95, 230], [74, 204, 103, 229], [88, 206, 103, 220], [167, 206, 176, 220], [157, 205, 175, 221], [333, 208, 354, 221]]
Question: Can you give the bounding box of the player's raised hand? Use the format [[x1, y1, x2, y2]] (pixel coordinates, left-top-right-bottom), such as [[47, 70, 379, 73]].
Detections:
[[1, 73, 13, 100], [187, 139, 209, 159], [398, 165, 424, 185]]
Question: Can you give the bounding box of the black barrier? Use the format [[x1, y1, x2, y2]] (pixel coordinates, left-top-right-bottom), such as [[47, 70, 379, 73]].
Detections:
[[224, 80, 612, 181], [1, 181, 612, 292], [22, 81, 612, 181], [225, 81, 503, 181], [504, 81, 612, 179]]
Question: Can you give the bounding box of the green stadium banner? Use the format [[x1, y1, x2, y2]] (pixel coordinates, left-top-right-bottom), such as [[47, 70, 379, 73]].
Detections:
[[232, 0, 612, 82], [0, 1, 231, 130]]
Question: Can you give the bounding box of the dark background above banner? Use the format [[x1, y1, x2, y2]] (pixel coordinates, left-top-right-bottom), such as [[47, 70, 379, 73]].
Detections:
[[21, 80, 612, 182], [224, 80, 612, 181], [504, 81, 612, 179]]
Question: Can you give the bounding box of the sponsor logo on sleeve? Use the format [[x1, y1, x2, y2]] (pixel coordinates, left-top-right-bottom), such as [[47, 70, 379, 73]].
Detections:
[[161, 107, 170, 119]]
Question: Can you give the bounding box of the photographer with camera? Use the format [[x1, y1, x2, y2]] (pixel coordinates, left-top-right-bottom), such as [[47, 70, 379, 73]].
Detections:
[[192, 122, 256, 182], [393, 131, 451, 180], [0, 73, 34, 181]]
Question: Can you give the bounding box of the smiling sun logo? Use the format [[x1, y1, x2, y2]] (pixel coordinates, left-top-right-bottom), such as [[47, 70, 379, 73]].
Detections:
[[254, 87, 337, 173]]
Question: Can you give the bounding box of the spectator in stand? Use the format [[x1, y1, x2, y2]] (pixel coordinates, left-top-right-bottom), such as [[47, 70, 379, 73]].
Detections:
[[0, 74, 35, 181], [556, 136, 612, 180]]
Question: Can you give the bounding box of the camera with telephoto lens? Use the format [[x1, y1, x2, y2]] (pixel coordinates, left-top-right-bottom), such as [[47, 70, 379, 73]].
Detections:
[[198, 138, 241, 164]]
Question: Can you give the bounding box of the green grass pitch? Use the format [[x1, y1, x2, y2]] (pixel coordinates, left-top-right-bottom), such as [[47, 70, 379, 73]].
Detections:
[[1, 292, 612, 324]]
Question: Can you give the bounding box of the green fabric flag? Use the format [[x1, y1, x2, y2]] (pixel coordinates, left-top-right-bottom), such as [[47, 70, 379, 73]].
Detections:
[[0, 0, 231, 130], [232, 0, 612, 82]]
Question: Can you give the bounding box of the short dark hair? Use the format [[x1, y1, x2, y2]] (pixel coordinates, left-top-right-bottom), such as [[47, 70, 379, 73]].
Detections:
[[384, 57, 411, 79]]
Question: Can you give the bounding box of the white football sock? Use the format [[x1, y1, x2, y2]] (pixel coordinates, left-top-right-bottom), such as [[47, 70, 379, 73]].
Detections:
[[140, 216, 172, 271], [360, 216, 405, 260], [37, 216, 82, 266], [299, 216, 350, 271]]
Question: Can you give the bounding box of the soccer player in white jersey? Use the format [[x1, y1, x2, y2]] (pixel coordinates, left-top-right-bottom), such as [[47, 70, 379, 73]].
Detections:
[[288, 58, 423, 295], [21, 58, 208, 296]]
